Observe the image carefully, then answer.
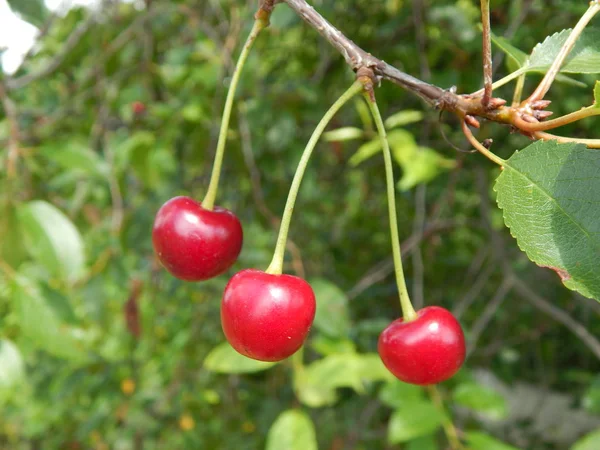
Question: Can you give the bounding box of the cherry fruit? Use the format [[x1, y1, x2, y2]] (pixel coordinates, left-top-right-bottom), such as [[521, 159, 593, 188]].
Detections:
[[221, 269, 316, 362], [378, 306, 465, 385], [132, 101, 146, 115], [152, 196, 243, 281]]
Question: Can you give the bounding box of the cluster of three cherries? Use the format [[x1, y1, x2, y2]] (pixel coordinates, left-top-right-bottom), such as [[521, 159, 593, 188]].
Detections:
[[152, 197, 465, 386]]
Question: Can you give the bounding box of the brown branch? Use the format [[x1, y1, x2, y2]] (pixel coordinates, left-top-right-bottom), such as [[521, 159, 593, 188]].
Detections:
[[512, 277, 600, 360], [480, 0, 493, 106]]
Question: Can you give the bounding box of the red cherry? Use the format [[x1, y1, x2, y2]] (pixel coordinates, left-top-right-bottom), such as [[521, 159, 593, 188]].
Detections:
[[132, 101, 146, 115], [152, 196, 243, 281], [378, 306, 465, 385], [221, 269, 316, 362]]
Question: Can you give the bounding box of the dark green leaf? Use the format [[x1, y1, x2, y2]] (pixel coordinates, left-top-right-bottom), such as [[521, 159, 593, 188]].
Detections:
[[17, 201, 86, 283], [495, 140, 600, 300], [266, 410, 318, 450], [7, 0, 49, 28], [310, 278, 351, 338], [203, 342, 277, 374]]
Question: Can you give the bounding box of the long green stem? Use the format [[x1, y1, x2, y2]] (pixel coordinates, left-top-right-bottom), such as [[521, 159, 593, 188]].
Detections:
[[363, 92, 417, 322], [265, 81, 363, 275], [202, 19, 267, 210]]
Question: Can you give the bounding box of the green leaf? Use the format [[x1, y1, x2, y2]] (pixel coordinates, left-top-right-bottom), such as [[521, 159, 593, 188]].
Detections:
[[0, 203, 27, 268], [296, 353, 389, 407], [453, 383, 507, 420], [490, 31, 587, 87], [13, 276, 89, 362], [395, 146, 456, 191], [41, 140, 108, 179], [17, 201, 86, 283], [490, 31, 528, 68], [406, 435, 438, 450], [572, 428, 600, 450], [323, 127, 364, 142], [203, 342, 277, 374], [266, 410, 318, 450], [358, 353, 395, 383], [384, 110, 424, 129], [0, 339, 25, 390], [310, 278, 351, 338], [379, 380, 424, 409], [349, 138, 382, 166], [528, 28, 600, 74], [465, 432, 519, 450], [388, 401, 444, 443], [311, 336, 356, 356], [7, 0, 49, 28], [495, 140, 600, 300], [593, 81, 600, 108]]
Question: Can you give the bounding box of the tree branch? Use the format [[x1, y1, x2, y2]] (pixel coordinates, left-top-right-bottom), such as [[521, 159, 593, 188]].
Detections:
[[6, 13, 98, 90]]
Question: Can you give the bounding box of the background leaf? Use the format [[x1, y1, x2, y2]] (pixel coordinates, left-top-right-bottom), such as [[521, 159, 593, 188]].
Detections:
[[0, 339, 25, 391], [495, 141, 600, 300], [12, 276, 88, 362], [7, 0, 49, 28], [572, 429, 600, 450], [453, 382, 508, 420], [387, 401, 444, 443], [203, 342, 277, 374], [310, 278, 351, 338], [465, 431, 520, 450], [17, 200, 86, 283], [266, 410, 318, 450]]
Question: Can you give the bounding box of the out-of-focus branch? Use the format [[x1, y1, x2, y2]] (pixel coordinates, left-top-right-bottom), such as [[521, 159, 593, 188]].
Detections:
[[0, 82, 21, 179], [512, 277, 600, 360]]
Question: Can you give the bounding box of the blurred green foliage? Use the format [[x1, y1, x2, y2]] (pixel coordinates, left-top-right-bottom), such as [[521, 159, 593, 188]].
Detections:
[[1, 0, 600, 449]]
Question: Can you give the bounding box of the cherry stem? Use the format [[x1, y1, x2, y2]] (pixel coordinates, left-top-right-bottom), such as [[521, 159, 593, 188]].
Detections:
[[202, 18, 268, 211], [461, 120, 506, 167], [534, 131, 600, 149], [363, 91, 417, 322], [526, 1, 600, 104], [265, 81, 363, 275], [514, 106, 600, 132], [426, 386, 465, 450]]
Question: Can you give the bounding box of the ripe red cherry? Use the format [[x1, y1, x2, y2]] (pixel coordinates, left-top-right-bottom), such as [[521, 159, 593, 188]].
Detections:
[[378, 306, 465, 385], [221, 269, 316, 362], [152, 196, 243, 281], [132, 101, 146, 115]]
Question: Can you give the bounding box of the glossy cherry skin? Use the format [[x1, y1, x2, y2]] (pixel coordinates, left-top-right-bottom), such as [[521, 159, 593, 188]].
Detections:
[[152, 196, 243, 281], [221, 269, 316, 362], [378, 306, 465, 385]]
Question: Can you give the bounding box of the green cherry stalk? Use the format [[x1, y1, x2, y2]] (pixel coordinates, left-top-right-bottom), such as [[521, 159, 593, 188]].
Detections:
[[265, 81, 364, 275], [362, 89, 417, 322], [202, 15, 269, 210]]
